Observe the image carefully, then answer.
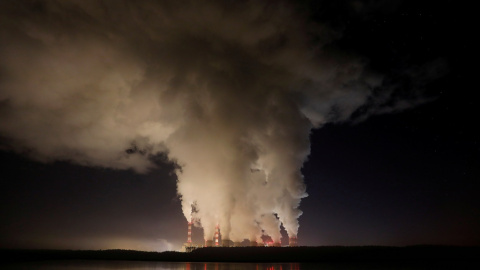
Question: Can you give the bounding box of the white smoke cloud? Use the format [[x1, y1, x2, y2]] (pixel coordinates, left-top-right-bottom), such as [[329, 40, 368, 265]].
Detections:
[[0, 1, 382, 243]]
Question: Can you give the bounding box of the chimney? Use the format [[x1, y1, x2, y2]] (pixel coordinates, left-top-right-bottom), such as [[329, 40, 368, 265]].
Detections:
[[187, 220, 193, 243], [214, 224, 220, 246]]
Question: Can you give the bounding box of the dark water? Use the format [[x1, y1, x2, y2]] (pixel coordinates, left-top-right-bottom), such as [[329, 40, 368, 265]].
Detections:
[[1, 260, 475, 270]]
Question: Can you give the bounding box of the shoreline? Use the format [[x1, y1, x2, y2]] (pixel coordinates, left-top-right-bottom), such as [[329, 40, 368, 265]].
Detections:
[[1, 246, 479, 263]]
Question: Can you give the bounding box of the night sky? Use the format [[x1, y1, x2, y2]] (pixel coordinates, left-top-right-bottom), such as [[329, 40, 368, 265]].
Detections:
[[1, 0, 478, 251]]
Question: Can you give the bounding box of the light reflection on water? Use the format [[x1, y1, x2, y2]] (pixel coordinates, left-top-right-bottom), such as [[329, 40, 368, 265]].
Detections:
[[2, 260, 474, 270], [1, 261, 303, 270]]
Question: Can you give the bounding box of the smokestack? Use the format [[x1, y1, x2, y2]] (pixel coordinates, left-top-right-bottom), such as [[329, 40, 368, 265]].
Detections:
[[187, 220, 192, 243], [214, 224, 220, 247], [289, 237, 297, 247]]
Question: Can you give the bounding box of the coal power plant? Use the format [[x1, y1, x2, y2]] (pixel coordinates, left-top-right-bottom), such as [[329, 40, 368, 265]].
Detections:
[[181, 221, 298, 252]]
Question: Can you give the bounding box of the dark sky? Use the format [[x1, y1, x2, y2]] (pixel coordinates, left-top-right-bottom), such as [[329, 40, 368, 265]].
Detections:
[[0, 0, 478, 251]]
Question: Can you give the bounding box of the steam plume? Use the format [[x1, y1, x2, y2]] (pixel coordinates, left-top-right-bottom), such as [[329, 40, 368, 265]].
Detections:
[[0, 1, 381, 241]]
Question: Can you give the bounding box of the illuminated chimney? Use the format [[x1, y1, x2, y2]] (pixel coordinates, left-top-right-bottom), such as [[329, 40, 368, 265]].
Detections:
[[214, 224, 220, 246], [187, 220, 193, 243]]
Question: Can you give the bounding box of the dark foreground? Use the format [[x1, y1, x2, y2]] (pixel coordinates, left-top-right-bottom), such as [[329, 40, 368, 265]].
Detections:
[[1, 246, 479, 263]]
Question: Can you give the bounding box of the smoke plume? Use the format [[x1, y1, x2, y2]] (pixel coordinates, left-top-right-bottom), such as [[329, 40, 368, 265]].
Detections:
[[0, 1, 381, 242]]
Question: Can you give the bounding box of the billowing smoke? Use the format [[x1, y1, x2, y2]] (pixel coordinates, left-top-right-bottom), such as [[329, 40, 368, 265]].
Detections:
[[0, 1, 381, 242]]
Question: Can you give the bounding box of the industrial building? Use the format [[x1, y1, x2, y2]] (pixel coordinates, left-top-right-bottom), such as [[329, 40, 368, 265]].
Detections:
[[180, 221, 298, 252]]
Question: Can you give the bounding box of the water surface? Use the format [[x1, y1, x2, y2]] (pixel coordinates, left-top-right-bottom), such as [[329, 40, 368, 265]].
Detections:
[[1, 260, 474, 270]]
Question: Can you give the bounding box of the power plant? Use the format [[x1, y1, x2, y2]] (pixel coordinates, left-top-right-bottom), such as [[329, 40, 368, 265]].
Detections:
[[181, 222, 298, 252]]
